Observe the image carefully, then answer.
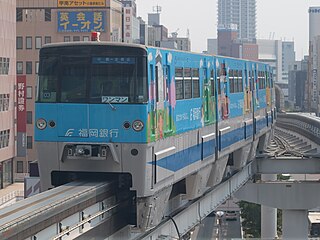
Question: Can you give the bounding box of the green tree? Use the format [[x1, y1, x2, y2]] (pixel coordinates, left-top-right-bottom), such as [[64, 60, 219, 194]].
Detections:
[[238, 201, 261, 238]]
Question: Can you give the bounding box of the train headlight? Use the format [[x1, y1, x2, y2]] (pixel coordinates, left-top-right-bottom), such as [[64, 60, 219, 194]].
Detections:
[[36, 118, 47, 130], [132, 120, 144, 132]]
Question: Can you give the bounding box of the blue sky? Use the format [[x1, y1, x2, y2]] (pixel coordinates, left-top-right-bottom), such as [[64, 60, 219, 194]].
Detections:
[[136, 0, 320, 60]]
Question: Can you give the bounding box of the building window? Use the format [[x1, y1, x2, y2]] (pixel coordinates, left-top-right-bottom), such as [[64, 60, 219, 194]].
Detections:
[[45, 8, 51, 22], [27, 136, 33, 149], [35, 37, 42, 49], [17, 37, 23, 49], [64, 36, 70, 42], [83, 36, 90, 42], [73, 36, 80, 41], [17, 61, 23, 74], [26, 61, 32, 74], [3, 94, 9, 111], [26, 37, 32, 49], [0, 129, 10, 148], [27, 86, 32, 99], [45, 36, 51, 44], [0, 58, 10, 75], [17, 161, 24, 173], [16, 9, 22, 21], [27, 111, 32, 124], [35, 61, 39, 74]]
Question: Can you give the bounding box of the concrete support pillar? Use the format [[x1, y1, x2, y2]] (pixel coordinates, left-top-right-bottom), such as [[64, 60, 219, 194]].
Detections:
[[261, 174, 277, 239], [261, 205, 277, 239], [282, 210, 308, 240]]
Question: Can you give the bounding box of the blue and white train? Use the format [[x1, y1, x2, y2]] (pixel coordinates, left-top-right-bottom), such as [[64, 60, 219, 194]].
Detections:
[[35, 41, 275, 229]]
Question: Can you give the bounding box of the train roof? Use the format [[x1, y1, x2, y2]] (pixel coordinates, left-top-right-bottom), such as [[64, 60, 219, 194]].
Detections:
[[41, 41, 147, 51], [41, 41, 268, 66]]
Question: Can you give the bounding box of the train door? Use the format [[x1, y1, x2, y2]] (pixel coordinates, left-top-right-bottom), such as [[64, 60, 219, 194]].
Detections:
[[155, 51, 165, 139], [203, 60, 210, 124], [149, 64, 156, 136], [163, 64, 172, 133], [220, 62, 229, 120], [251, 64, 257, 136], [244, 64, 251, 113], [149, 50, 166, 140]]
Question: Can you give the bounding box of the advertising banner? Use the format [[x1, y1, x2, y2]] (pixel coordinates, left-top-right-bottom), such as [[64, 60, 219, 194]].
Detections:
[[17, 76, 26, 157], [58, 0, 105, 8], [58, 11, 106, 32]]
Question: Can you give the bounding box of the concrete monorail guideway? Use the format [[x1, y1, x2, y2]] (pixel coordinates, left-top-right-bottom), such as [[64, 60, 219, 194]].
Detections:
[[0, 180, 133, 240]]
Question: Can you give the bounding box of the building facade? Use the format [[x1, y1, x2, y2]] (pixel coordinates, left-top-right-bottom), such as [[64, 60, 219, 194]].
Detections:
[[217, 26, 258, 61], [207, 39, 218, 55], [257, 39, 283, 83], [16, 0, 123, 180], [0, 0, 16, 187], [218, 0, 256, 40], [306, 7, 320, 113], [288, 58, 308, 110], [281, 41, 295, 87]]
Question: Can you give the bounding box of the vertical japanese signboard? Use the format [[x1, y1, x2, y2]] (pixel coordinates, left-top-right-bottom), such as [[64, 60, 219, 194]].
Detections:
[[58, 11, 106, 32], [123, 7, 132, 43], [57, 0, 105, 7], [17, 76, 26, 157]]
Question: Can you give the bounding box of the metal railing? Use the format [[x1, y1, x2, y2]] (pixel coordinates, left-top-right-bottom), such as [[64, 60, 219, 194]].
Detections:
[[0, 190, 24, 207]]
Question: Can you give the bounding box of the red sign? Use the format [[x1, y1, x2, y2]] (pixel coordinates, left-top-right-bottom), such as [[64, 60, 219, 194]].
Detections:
[[17, 76, 26, 133]]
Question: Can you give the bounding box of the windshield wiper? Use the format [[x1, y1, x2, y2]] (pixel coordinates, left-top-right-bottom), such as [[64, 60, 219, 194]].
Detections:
[[107, 101, 116, 111]]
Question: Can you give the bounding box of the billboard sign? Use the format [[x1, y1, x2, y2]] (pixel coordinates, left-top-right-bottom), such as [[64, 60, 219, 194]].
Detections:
[[58, 0, 105, 8], [17, 76, 26, 157], [58, 11, 106, 32]]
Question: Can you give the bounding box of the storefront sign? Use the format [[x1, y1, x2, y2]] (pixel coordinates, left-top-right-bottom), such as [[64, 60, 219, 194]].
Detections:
[[58, 0, 105, 8], [58, 11, 106, 32]]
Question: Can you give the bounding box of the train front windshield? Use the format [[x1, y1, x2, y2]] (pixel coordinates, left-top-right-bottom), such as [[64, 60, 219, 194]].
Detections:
[[37, 45, 148, 104]]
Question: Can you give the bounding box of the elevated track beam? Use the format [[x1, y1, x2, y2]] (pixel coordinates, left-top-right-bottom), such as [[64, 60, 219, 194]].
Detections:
[[255, 156, 320, 174]]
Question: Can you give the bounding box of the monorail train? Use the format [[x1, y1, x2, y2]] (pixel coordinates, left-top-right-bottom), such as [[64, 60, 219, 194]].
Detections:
[[35, 41, 275, 230]]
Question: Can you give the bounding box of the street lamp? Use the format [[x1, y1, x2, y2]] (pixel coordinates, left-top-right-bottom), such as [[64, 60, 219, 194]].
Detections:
[[216, 211, 224, 239]]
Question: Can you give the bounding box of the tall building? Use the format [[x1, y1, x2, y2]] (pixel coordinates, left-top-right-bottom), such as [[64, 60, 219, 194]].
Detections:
[[120, 0, 140, 43], [0, 0, 16, 188], [306, 7, 320, 113], [16, 0, 123, 180], [282, 41, 296, 85], [288, 57, 308, 110], [217, 25, 258, 61], [218, 0, 256, 40]]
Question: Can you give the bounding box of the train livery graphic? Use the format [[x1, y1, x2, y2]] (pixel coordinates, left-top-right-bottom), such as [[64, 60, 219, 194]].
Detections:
[[35, 42, 275, 230]]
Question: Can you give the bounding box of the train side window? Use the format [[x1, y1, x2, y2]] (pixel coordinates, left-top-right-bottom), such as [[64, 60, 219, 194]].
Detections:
[[234, 70, 239, 92], [238, 70, 243, 92], [210, 69, 215, 96], [184, 68, 192, 99], [175, 67, 184, 100], [249, 71, 253, 91], [266, 71, 270, 88], [217, 68, 221, 95], [229, 69, 234, 93], [192, 68, 200, 98]]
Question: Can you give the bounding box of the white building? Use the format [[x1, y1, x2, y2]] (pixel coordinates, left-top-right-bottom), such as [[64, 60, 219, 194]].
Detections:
[[218, 0, 256, 40], [307, 7, 320, 113], [257, 39, 282, 82]]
